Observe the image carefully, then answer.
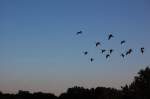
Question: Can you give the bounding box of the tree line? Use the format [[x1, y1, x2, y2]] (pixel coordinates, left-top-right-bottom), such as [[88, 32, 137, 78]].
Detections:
[[0, 67, 150, 99]]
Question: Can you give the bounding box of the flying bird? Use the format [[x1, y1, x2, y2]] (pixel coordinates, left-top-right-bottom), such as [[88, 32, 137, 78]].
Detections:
[[126, 49, 133, 55], [109, 49, 114, 54], [108, 34, 114, 40], [101, 49, 106, 54], [121, 40, 126, 45], [121, 53, 125, 58], [128, 49, 132, 53], [96, 42, 101, 47], [83, 51, 88, 55], [126, 51, 129, 55], [76, 31, 82, 35], [90, 58, 94, 62], [140, 47, 144, 54], [106, 54, 110, 59]]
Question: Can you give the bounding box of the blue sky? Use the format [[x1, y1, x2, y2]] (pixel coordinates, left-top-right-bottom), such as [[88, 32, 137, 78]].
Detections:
[[0, 0, 150, 95]]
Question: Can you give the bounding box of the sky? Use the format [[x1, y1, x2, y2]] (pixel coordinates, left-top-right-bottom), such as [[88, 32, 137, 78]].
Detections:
[[0, 0, 150, 96]]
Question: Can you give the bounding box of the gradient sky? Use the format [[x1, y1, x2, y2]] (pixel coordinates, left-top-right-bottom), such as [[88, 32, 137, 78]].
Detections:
[[0, 0, 150, 95]]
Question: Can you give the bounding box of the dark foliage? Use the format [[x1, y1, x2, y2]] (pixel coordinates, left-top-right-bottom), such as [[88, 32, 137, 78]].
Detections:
[[0, 90, 57, 99], [121, 67, 150, 99], [0, 67, 150, 99]]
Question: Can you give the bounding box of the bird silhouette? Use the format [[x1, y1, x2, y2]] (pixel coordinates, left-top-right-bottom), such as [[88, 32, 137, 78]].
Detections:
[[141, 47, 144, 54], [75, 30, 146, 63], [126, 49, 133, 55], [106, 54, 110, 59], [108, 34, 114, 40], [101, 49, 106, 54], [83, 51, 88, 55], [76, 31, 82, 35], [109, 49, 114, 54], [121, 40, 126, 45], [121, 53, 125, 58], [126, 51, 129, 55], [90, 58, 94, 62], [96, 42, 101, 47]]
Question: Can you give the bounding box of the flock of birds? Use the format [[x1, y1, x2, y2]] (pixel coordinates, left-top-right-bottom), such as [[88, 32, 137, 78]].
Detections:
[[76, 30, 145, 62]]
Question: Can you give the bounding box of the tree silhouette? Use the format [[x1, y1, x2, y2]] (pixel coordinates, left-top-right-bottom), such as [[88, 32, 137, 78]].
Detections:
[[33, 92, 57, 99], [94, 87, 122, 99], [122, 67, 150, 99], [59, 86, 93, 99], [0, 66, 150, 99]]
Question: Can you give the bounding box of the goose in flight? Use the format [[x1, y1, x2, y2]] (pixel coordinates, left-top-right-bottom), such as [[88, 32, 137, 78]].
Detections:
[[76, 31, 82, 35], [108, 34, 114, 40], [126, 48, 133, 55], [121, 53, 125, 58], [121, 40, 126, 45], [141, 47, 144, 54], [83, 51, 88, 55], [106, 54, 110, 59], [109, 49, 114, 54], [96, 42, 101, 47], [90, 58, 94, 62], [101, 49, 106, 54]]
